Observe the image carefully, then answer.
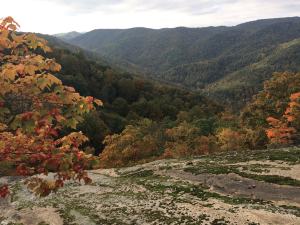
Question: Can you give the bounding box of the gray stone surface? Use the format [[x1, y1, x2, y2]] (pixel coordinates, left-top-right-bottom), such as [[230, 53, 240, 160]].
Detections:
[[2, 150, 300, 224]]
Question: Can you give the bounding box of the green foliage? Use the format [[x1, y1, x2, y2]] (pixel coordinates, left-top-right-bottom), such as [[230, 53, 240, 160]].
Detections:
[[112, 97, 129, 117], [76, 111, 110, 155], [190, 117, 217, 136], [189, 105, 205, 121], [56, 21, 300, 111], [32, 46, 224, 154]]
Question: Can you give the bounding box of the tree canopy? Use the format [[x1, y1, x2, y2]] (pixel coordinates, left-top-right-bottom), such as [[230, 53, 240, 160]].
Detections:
[[0, 16, 102, 198]]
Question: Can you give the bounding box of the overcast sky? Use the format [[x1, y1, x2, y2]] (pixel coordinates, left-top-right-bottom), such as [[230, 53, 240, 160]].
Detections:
[[1, 0, 299, 34]]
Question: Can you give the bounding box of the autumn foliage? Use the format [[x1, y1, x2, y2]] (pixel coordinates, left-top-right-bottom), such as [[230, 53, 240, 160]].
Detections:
[[0, 17, 102, 198], [163, 123, 217, 158], [266, 92, 300, 145], [216, 128, 249, 152], [99, 119, 160, 168], [98, 120, 219, 168]]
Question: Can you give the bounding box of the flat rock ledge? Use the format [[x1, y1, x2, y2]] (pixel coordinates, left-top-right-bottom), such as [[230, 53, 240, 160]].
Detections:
[[2, 148, 300, 225]]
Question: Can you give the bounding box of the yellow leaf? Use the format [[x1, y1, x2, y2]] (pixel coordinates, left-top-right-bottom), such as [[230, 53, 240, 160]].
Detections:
[[37, 77, 50, 90], [64, 86, 75, 92], [48, 74, 62, 85], [2, 69, 17, 80], [73, 93, 80, 100], [26, 34, 37, 43], [49, 62, 61, 72], [47, 181, 55, 188], [68, 118, 78, 129], [24, 65, 38, 76], [7, 24, 17, 31], [42, 45, 52, 53], [1, 30, 9, 38], [34, 187, 43, 196], [11, 33, 23, 44], [27, 182, 38, 190], [34, 55, 44, 61]]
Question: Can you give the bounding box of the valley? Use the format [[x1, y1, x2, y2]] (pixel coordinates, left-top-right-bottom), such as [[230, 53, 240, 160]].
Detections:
[[48, 17, 300, 110]]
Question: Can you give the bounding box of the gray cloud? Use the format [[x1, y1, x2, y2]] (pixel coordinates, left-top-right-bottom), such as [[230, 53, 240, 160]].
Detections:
[[33, 0, 241, 15], [29, 0, 300, 33], [34, 0, 300, 18], [35, 0, 126, 14], [38, 0, 299, 22]]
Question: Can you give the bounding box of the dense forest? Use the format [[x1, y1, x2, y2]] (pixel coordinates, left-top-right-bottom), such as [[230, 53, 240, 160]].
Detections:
[[33, 47, 224, 156], [37, 45, 300, 169], [53, 17, 300, 110]]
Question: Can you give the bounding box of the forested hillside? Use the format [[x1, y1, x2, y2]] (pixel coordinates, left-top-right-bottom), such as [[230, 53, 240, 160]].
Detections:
[[235, 16, 300, 29], [58, 17, 300, 110], [40, 45, 300, 169], [34, 33, 183, 89], [65, 27, 160, 51], [36, 46, 224, 155], [31, 33, 110, 63]]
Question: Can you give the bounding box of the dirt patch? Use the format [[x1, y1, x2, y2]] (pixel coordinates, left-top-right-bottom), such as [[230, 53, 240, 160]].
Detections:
[[164, 170, 300, 205], [232, 160, 300, 181]]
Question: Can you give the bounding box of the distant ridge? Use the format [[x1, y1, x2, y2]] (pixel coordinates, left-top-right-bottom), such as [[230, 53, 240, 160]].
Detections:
[[235, 16, 300, 29], [46, 17, 300, 110], [65, 27, 160, 50], [53, 31, 85, 40]]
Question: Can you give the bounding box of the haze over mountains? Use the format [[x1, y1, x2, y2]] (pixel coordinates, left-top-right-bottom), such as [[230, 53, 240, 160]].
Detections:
[[53, 31, 85, 41], [49, 17, 300, 110]]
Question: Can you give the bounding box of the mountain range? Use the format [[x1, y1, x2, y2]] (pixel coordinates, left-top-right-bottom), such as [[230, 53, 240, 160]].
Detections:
[[49, 17, 300, 110]]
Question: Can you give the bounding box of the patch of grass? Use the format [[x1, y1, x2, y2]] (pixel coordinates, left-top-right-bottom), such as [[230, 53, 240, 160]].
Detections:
[[211, 217, 230, 224], [125, 170, 154, 178], [141, 209, 198, 224], [184, 163, 300, 187], [10, 181, 23, 203], [159, 166, 173, 170], [38, 222, 50, 225], [201, 148, 300, 165], [55, 208, 75, 225], [134, 175, 269, 206], [230, 178, 240, 181], [279, 205, 300, 217], [276, 167, 291, 170], [198, 214, 210, 223]]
